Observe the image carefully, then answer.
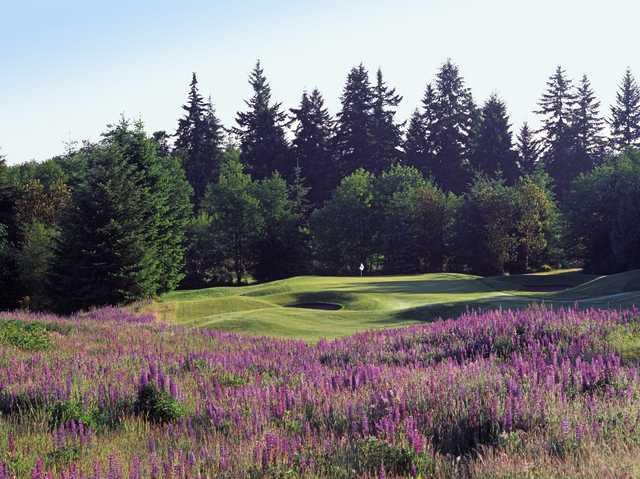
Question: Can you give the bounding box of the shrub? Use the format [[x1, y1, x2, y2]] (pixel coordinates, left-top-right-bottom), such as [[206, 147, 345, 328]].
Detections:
[[0, 319, 52, 351], [134, 384, 184, 423], [49, 399, 124, 431]]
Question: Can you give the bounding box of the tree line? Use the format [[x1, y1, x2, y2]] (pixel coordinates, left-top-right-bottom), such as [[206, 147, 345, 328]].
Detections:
[[2, 59, 640, 312]]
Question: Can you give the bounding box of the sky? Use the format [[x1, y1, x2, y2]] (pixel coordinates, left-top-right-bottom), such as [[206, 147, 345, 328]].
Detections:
[[1, 0, 638, 164]]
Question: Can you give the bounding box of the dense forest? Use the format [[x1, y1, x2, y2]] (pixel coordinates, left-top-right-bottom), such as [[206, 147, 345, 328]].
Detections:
[[2, 59, 640, 313]]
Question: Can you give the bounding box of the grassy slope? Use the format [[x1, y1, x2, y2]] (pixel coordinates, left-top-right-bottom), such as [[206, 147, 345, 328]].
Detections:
[[149, 269, 640, 341]]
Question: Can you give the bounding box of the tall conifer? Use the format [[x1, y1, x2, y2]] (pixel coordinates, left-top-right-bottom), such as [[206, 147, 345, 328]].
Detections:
[[428, 60, 477, 192], [175, 73, 223, 205], [471, 94, 519, 183], [516, 123, 540, 175], [572, 74, 604, 169], [536, 66, 577, 195], [609, 68, 640, 152], [334, 64, 375, 177], [290, 88, 335, 204], [235, 61, 291, 179], [370, 69, 403, 172]]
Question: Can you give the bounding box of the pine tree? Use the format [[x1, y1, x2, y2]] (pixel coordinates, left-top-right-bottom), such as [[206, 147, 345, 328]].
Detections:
[[289, 165, 311, 218], [609, 68, 640, 152], [535, 66, 577, 196], [470, 94, 519, 183], [50, 143, 155, 313], [235, 61, 291, 180], [572, 74, 605, 170], [404, 85, 438, 177], [334, 63, 375, 177], [429, 60, 477, 193], [370, 69, 403, 172], [175, 73, 223, 205], [51, 120, 192, 312], [290, 88, 335, 205], [516, 123, 540, 175], [253, 172, 309, 281], [203, 150, 263, 284]]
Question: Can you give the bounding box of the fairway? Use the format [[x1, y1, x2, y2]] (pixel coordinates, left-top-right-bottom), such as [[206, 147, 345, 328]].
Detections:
[[148, 269, 640, 340]]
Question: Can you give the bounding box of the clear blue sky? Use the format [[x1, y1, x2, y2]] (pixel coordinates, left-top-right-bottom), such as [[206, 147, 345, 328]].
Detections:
[[1, 0, 637, 164]]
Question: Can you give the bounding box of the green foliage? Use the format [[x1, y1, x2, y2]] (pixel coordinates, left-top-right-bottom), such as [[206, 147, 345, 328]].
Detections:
[[290, 89, 336, 205], [135, 384, 184, 423], [0, 319, 52, 351], [511, 174, 561, 272], [455, 176, 518, 275], [310, 169, 376, 274], [235, 61, 291, 180], [471, 94, 519, 183], [45, 445, 81, 467], [253, 172, 309, 282], [49, 400, 92, 429], [607, 323, 640, 364], [175, 73, 224, 205], [217, 372, 248, 387], [202, 150, 263, 284], [49, 119, 191, 312], [567, 150, 640, 273], [456, 174, 559, 275], [0, 223, 19, 310], [373, 164, 456, 273], [15, 221, 59, 309], [427, 60, 477, 193], [322, 437, 435, 477], [609, 69, 640, 152], [334, 64, 375, 177], [182, 212, 234, 288]]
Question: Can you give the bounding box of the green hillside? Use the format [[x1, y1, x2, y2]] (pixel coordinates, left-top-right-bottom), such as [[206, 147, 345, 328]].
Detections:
[[148, 269, 640, 341]]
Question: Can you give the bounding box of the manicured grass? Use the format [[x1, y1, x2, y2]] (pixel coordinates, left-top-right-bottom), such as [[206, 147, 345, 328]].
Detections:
[[148, 269, 640, 341]]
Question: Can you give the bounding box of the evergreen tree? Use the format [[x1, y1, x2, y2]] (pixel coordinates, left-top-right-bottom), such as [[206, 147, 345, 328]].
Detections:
[[516, 123, 540, 175], [572, 75, 605, 169], [203, 150, 263, 284], [51, 120, 192, 312], [152, 131, 172, 157], [253, 172, 309, 281], [175, 73, 223, 205], [154, 151, 193, 292], [289, 165, 312, 218], [404, 110, 428, 171], [50, 144, 156, 313], [404, 85, 438, 176], [235, 61, 291, 180], [310, 169, 376, 273], [455, 176, 517, 275], [290, 88, 335, 205], [429, 60, 477, 193], [334, 64, 375, 177], [609, 68, 640, 152], [0, 156, 20, 309], [370, 69, 403, 172], [104, 119, 192, 292], [536, 66, 578, 196], [470, 94, 519, 183], [374, 164, 438, 273]]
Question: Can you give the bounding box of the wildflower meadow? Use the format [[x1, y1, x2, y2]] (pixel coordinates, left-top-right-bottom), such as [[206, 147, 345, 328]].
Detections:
[[0, 306, 639, 478]]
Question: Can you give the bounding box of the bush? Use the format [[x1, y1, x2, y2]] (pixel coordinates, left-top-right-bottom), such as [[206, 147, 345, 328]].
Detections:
[[49, 399, 123, 431], [0, 319, 52, 351], [135, 384, 184, 423]]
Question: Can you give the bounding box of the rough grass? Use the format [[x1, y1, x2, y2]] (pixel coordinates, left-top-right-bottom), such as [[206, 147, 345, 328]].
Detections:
[[144, 269, 640, 341]]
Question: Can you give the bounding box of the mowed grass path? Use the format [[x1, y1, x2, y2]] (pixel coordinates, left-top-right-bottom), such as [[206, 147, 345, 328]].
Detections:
[[148, 269, 640, 341]]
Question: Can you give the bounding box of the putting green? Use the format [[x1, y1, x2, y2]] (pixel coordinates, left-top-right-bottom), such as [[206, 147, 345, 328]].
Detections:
[[147, 269, 640, 341]]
